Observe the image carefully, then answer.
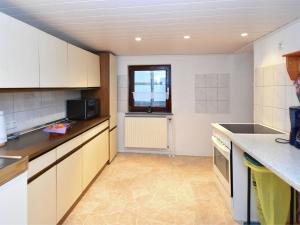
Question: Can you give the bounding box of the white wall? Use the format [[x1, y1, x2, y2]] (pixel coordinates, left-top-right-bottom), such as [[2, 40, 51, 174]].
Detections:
[[0, 90, 80, 134], [254, 18, 300, 132], [117, 53, 253, 156]]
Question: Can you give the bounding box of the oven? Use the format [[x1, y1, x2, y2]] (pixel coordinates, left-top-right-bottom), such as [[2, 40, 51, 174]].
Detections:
[[212, 130, 232, 207]]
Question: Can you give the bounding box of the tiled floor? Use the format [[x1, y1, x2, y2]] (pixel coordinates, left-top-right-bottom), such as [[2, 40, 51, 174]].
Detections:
[[63, 153, 238, 225]]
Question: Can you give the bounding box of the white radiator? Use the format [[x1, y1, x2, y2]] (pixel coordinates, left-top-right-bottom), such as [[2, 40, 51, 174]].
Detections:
[[125, 117, 168, 149]]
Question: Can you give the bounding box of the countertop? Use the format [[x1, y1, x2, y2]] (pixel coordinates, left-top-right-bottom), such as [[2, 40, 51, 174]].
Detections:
[[212, 123, 300, 192], [0, 116, 109, 161], [0, 156, 27, 186]]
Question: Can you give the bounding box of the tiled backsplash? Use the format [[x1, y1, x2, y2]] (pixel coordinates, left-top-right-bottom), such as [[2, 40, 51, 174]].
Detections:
[[195, 73, 230, 114], [254, 63, 299, 132], [0, 91, 80, 134], [117, 75, 128, 113]]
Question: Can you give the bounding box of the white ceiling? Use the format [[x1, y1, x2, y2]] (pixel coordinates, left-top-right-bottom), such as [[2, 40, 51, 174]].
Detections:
[[1, 0, 300, 55]]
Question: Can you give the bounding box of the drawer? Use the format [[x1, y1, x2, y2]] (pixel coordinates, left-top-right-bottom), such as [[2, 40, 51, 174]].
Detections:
[[81, 121, 109, 143], [28, 149, 57, 178], [56, 135, 83, 159]]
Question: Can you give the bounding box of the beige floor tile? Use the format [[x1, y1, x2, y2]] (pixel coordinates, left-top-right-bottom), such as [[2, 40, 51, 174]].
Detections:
[[63, 153, 237, 225]]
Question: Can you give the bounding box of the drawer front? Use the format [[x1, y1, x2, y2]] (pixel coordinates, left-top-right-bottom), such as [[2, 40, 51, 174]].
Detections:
[[28, 149, 56, 178], [56, 135, 83, 159], [81, 121, 109, 143]]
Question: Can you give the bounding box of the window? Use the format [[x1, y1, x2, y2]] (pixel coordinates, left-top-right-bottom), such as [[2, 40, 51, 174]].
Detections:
[[128, 65, 172, 113]]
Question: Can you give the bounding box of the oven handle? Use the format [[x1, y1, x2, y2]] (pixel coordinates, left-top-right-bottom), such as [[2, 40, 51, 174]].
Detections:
[[212, 136, 230, 158]]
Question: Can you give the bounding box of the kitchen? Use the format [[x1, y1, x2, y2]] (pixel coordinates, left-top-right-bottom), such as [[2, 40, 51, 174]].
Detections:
[[0, 0, 300, 225]]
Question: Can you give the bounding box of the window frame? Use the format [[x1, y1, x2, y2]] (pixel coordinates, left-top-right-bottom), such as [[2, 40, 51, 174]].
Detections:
[[128, 65, 172, 113]]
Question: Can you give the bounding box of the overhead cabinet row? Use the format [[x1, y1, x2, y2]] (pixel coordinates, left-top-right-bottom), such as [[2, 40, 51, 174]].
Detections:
[[0, 12, 100, 88]]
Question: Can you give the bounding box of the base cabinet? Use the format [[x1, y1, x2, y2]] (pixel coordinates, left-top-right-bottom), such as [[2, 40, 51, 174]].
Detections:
[[110, 128, 117, 162], [28, 167, 56, 225], [83, 130, 109, 189], [57, 149, 83, 222]]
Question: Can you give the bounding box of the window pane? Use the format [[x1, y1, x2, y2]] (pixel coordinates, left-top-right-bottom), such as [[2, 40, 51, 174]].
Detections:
[[153, 70, 166, 107], [134, 71, 151, 107]]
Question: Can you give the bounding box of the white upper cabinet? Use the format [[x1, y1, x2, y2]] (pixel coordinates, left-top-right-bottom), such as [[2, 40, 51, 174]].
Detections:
[[67, 44, 88, 87], [0, 12, 39, 88], [39, 31, 68, 87], [86, 52, 100, 87]]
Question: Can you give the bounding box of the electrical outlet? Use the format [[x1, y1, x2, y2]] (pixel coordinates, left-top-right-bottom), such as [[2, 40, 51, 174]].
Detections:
[[6, 120, 17, 130]]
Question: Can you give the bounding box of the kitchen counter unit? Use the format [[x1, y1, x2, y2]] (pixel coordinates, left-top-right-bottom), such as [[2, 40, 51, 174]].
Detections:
[[0, 116, 109, 161], [212, 123, 300, 192], [0, 156, 27, 186]]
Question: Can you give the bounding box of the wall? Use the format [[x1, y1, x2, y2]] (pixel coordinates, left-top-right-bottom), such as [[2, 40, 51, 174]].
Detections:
[[0, 90, 80, 134], [117, 53, 253, 156], [253, 18, 300, 132]]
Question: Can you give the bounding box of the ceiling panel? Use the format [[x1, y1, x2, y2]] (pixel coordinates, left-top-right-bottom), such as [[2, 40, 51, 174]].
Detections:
[[0, 0, 300, 55]]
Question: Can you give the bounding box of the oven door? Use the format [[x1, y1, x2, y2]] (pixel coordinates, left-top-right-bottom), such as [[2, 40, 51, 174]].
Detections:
[[212, 136, 231, 194]]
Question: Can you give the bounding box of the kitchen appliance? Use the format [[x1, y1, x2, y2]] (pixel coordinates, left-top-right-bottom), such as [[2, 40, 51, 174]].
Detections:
[[212, 129, 232, 208], [66, 99, 99, 120], [0, 111, 7, 146], [212, 123, 283, 210], [289, 106, 300, 148]]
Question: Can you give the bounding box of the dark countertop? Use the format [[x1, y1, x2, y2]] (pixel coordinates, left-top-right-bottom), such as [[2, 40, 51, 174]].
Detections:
[[0, 156, 28, 186], [0, 116, 109, 161]]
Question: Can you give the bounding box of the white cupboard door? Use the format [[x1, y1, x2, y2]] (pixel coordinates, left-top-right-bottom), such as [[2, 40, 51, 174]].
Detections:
[[39, 31, 68, 87], [57, 149, 83, 222], [87, 52, 100, 87], [109, 128, 117, 162], [98, 130, 109, 170], [82, 130, 109, 189], [0, 12, 39, 87], [67, 44, 87, 87], [28, 167, 56, 225], [109, 54, 118, 128]]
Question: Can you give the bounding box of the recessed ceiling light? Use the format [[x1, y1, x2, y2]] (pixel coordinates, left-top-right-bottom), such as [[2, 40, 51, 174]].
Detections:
[[135, 37, 142, 41], [241, 33, 248, 37], [184, 35, 191, 39]]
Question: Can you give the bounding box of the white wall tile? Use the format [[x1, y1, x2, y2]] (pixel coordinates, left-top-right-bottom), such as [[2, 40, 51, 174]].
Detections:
[[118, 87, 128, 101], [0, 93, 13, 114], [218, 88, 229, 101], [286, 85, 299, 108], [195, 87, 206, 101], [273, 86, 286, 109], [273, 108, 286, 131], [273, 64, 289, 86], [255, 68, 264, 87], [263, 86, 274, 107], [13, 92, 41, 112], [263, 66, 275, 86], [0, 90, 80, 134], [118, 100, 127, 113], [206, 88, 218, 101], [117, 75, 128, 88], [206, 74, 218, 87], [262, 106, 273, 127]]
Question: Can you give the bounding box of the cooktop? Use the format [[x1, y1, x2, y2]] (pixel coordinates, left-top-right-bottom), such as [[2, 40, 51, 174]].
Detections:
[[219, 124, 284, 134]]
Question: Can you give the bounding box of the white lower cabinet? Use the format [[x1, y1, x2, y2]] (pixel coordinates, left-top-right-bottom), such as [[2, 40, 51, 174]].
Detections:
[[83, 129, 109, 189], [28, 167, 56, 225], [110, 128, 117, 162], [57, 149, 83, 222]]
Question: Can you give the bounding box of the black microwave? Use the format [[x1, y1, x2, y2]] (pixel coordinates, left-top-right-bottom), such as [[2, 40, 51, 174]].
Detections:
[[66, 99, 100, 120]]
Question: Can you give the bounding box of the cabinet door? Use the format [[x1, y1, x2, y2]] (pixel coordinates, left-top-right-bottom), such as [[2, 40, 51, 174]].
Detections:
[[28, 167, 56, 225], [0, 12, 39, 88], [87, 52, 100, 87], [39, 31, 68, 87], [109, 128, 117, 162], [109, 54, 118, 128], [57, 149, 82, 222], [82, 130, 109, 189], [67, 44, 87, 87]]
